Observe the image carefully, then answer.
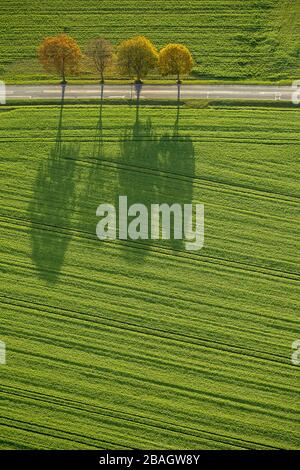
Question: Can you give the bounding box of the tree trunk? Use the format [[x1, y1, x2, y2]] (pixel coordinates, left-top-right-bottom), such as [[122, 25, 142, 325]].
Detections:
[[177, 82, 181, 102], [61, 58, 66, 84]]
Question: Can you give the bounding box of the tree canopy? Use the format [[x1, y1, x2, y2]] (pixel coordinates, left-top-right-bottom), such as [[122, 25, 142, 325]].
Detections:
[[86, 37, 113, 83], [38, 34, 82, 83], [158, 44, 194, 82], [117, 36, 158, 83]]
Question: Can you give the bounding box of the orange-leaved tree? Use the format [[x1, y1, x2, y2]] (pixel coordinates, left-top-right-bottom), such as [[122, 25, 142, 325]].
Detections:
[[117, 36, 158, 83], [38, 34, 82, 84], [158, 44, 194, 83]]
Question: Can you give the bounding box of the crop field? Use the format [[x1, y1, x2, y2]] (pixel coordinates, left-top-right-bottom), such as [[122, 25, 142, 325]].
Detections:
[[0, 99, 299, 449], [0, 0, 300, 82]]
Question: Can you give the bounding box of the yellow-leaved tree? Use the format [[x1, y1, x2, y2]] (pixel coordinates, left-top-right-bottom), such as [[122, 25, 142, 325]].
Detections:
[[158, 44, 194, 83], [38, 34, 82, 84], [117, 36, 158, 83]]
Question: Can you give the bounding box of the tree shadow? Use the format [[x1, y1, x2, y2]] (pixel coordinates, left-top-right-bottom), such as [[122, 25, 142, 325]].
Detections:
[[29, 85, 79, 283], [117, 95, 159, 263], [76, 84, 114, 241], [157, 101, 195, 252], [117, 94, 195, 261]]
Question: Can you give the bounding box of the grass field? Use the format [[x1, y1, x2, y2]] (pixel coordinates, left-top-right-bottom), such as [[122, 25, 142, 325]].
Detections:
[[1, 0, 300, 83], [0, 99, 299, 449]]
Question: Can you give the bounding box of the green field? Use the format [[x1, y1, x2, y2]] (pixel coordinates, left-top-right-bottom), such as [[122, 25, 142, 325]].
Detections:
[[0, 99, 299, 449], [1, 0, 300, 83]]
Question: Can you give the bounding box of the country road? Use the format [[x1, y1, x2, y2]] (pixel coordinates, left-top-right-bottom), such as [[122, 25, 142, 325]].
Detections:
[[3, 83, 300, 102]]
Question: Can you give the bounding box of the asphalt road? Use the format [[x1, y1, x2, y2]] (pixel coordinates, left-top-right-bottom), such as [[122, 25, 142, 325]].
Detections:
[[3, 84, 299, 102]]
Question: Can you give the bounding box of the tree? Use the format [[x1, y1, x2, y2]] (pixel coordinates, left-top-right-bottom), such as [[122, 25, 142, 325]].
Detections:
[[117, 36, 158, 83], [158, 44, 194, 83], [86, 38, 113, 84], [38, 34, 82, 84]]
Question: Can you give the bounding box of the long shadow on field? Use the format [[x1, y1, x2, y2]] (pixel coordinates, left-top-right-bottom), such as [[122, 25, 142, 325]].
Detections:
[[117, 94, 195, 262], [76, 85, 114, 240], [117, 92, 159, 263], [157, 100, 195, 251], [29, 85, 79, 283]]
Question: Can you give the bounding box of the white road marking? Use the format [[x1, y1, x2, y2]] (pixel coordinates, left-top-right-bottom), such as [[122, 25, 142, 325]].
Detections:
[[5, 85, 295, 101], [8, 95, 32, 99]]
